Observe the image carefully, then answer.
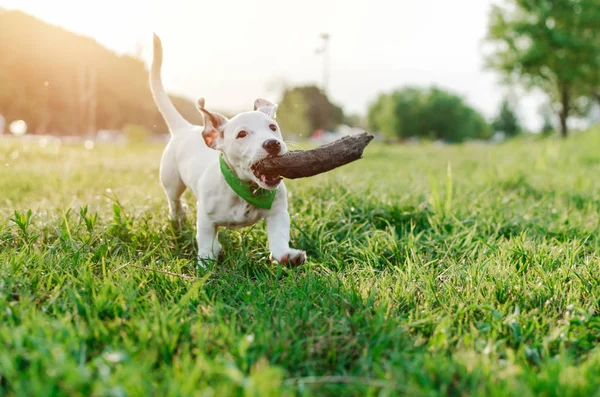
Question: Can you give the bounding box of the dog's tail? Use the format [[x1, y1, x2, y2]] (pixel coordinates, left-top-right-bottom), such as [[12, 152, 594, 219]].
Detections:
[[150, 33, 191, 133]]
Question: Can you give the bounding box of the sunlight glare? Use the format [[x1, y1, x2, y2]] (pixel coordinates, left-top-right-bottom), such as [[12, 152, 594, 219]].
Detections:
[[9, 120, 27, 136]]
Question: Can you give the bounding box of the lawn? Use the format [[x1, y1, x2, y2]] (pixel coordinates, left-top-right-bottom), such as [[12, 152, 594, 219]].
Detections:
[[1, 131, 600, 396]]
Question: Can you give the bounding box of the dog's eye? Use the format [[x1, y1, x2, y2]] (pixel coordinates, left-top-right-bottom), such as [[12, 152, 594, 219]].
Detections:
[[237, 131, 248, 139], [269, 124, 277, 132]]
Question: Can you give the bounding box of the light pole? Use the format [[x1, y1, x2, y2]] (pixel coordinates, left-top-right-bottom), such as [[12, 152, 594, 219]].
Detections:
[[315, 33, 330, 94]]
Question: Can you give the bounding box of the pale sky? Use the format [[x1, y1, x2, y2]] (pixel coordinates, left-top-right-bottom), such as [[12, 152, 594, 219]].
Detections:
[[0, 0, 545, 129]]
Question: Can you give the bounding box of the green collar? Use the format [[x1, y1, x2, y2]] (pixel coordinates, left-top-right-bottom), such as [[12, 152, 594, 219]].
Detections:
[[219, 155, 276, 210]]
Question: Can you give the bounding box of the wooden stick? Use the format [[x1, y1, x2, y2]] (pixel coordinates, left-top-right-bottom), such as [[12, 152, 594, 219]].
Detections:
[[253, 132, 374, 179]]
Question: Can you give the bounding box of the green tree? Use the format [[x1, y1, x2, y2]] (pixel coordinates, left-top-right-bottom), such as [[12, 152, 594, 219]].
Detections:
[[367, 94, 395, 139], [492, 99, 521, 137], [420, 88, 491, 142], [367, 89, 411, 140], [485, 0, 600, 138], [541, 116, 554, 136], [277, 85, 344, 136], [367, 87, 490, 142], [539, 102, 555, 135], [276, 90, 311, 136], [343, 113, 367, 130]]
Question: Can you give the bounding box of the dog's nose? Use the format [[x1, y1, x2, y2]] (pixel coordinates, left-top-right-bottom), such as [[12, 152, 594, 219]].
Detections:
[[263, 139, 282, 156]]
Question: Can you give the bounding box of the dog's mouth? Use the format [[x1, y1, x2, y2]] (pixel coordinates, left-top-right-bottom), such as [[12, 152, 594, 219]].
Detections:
[[253, 169, 282, 188], [251, 160, 281, 188]]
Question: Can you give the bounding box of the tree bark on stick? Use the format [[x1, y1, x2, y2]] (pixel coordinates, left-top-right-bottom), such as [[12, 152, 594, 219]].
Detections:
[[253, 132, 374, 179]]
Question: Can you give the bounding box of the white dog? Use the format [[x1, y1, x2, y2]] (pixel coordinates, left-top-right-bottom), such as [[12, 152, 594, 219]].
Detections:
[[149, 34, 306, 267]]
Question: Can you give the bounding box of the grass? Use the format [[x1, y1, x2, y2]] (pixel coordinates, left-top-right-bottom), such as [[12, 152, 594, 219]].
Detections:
[[1, 130, 600, 396]]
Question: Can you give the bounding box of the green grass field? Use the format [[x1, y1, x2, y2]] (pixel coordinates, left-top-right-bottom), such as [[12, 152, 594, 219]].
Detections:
[[1, 131, 600, 396]]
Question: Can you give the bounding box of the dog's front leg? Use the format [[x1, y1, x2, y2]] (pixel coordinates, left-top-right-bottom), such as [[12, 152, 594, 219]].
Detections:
[[196, 210, 221, 268], [266, 209, 306, 266]]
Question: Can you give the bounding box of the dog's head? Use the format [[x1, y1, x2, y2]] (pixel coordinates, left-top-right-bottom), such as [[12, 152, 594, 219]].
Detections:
[[197, 98, 287, 189]]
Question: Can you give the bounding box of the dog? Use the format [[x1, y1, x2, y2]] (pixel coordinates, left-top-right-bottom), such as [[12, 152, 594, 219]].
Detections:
[[149, 34, 306, 267]]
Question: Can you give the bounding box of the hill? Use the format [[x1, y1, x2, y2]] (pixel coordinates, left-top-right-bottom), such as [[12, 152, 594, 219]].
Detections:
[[0, 10, 202, 135]]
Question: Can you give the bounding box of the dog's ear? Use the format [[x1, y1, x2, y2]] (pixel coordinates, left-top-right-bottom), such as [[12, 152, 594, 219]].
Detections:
[[254, 98, 278, 119], [197, 98, 228, 149]]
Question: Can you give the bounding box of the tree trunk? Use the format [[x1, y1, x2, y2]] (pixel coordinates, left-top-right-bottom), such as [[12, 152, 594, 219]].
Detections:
[[558, 83, 570, 138], [594, 91, 600, 108], [559, 110, 568, 138]]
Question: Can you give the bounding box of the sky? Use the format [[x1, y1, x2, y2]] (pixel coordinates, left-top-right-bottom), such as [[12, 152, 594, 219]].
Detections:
[[0, 0, 545, 129]]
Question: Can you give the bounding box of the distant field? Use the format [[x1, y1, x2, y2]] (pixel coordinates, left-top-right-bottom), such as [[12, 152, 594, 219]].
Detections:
[[1, 131, 600, 395]]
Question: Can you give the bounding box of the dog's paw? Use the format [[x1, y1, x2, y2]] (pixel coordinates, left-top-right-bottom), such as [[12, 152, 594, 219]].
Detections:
[[168, 202, 188, 225], [196, 256, 207, 270], [180, 201, 189, 211], [270, 249, 306, 267], [197, 251, 218, 270], [169, 216, 186, 229]]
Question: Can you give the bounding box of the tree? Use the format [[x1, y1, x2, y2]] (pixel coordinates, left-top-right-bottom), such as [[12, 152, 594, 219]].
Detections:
[[275, 89, 311, 136], [367, 86, 491, 142], [485, 0, 600, 138], [541, 116, 554, 136], [538, 102, 555, 135], [277, 85, 344, 136], [343, 113, 367, 130], [420, 88, 491, 142], [366, 93, 397, 140], [492, 99, 521, 137]]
